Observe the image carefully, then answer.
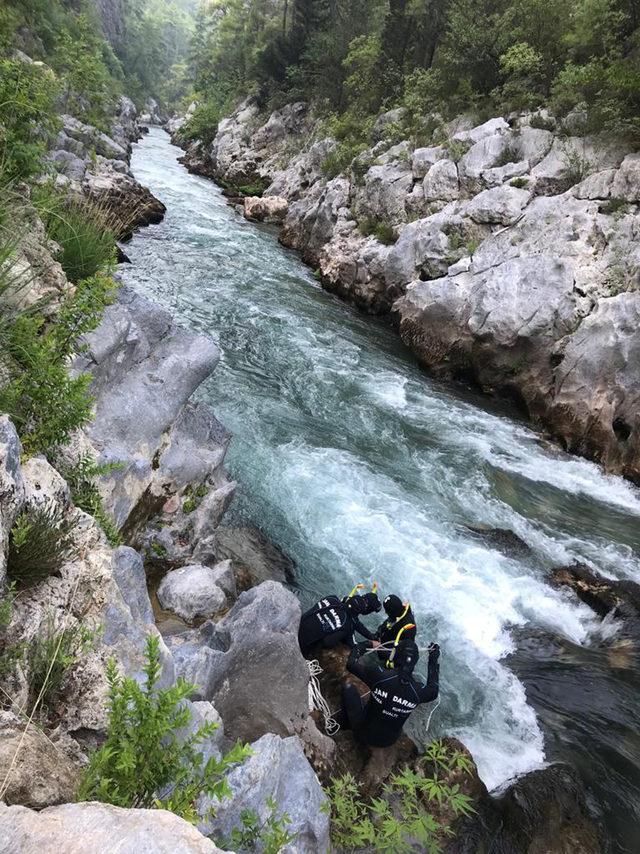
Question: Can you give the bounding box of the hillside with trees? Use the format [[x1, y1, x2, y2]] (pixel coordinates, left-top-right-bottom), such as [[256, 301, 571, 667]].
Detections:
[[185, 0, 640, 156]]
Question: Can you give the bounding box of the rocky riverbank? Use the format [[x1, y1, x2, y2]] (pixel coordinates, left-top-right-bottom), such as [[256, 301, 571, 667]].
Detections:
[[175, 99, 640, 484]]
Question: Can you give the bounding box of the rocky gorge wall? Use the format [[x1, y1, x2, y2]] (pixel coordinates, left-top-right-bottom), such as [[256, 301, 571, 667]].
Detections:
[[177, 100, 640, 484]]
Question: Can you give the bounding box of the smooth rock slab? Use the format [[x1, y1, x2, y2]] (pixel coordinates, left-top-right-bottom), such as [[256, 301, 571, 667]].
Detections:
[[0, 802, 228, 854], [158, 564, 229, 622], [201, 733, 330, 853]]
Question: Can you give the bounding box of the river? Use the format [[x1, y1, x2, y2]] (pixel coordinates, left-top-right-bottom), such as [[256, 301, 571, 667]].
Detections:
[[122, 127, 640, 850]]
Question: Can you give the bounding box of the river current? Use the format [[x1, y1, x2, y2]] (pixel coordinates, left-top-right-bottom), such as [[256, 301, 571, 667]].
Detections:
[[122, 128, 640, 850]]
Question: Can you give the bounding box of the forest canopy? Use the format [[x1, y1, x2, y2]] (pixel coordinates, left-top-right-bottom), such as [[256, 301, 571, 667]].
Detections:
[[186, 0, 640, 143]]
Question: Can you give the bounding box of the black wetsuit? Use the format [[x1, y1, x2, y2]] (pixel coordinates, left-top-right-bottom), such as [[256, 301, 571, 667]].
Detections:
[[338, 642, 439, 747], [357, 604, 417, 646], [298, 596, 373, 656]]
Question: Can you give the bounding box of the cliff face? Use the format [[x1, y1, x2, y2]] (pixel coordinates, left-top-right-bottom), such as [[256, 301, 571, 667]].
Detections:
[[91, 0, 126, 49], [177, 101, 640, 483]]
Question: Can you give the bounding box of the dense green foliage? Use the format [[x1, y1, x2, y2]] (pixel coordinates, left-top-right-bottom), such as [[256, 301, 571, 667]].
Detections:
[[7, 503, 78, 588], [78, 634, 252, 821], [0, 269, 116, 456], [325, 740, 474, 853], [186, 0, 640, 146]]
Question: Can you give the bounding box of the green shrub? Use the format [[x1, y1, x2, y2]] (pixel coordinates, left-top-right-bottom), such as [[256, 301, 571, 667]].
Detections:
[[0, 58, 60, 181], [7, 503, 78, 588], [324, 740, 474, 853], [56, 453, 122, 546], [0, 272, 117, 456], [528, 113, 555, 131], [599, 196, 629, 216], [77, 634, 252, 821], [225, 798, 296, 853], [34, 190, 117, 283], [493, 143, 522, 168], [358, 217, 397, 245], [27, 614, 94, 713]]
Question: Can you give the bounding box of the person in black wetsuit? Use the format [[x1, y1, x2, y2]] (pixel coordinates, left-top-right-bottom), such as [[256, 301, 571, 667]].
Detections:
[[355, 594, 417, 659], [298, 590, 382, 657], [337, 638, 440, 748]]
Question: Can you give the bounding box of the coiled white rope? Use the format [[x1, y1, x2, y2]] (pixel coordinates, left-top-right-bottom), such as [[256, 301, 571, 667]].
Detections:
[[308, 659, 341, 735], [307, 646, 443, 739]]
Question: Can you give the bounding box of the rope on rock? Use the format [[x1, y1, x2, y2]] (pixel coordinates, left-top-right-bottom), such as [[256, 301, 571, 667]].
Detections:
[[307, 659, 341, 735]]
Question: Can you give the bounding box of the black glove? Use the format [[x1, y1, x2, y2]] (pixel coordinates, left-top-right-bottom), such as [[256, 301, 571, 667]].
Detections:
[[428, 643, 440, 661]]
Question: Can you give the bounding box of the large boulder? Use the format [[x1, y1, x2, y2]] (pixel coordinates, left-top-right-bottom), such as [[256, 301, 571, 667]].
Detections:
[[157, 563, 234, 623], [464, 184, 531, 225], [61, 114, 127, 161], [423, 159, 459, 202], [82, 160, 166, 234], [243, 195, 288, 223], [0, 802, 229, 853], [611, 152, 640, 201], [202, 733, 330, 853], [0, 418, 25, 588], [0, 712, 80, 808], [355, 163, 413, 226], [216, 526, 296, 588], [170, 581, 312, 743], [75, 287, 229, 533]]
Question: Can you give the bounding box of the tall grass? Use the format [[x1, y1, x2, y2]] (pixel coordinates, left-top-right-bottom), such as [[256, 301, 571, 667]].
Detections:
[[32, 188, 118, 283]]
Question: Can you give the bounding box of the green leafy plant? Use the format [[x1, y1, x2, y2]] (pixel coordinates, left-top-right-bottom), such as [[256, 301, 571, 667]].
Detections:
[[0, 271, 117, 456], [27, 613, 94, 713], [325, 740, 474, 853], [182, 482, 208, 515], [226, 797, 296, 853], [77, 634, 252, 821], [0, 58, 60, 181], [7, 503, 78, 588], [56, 453, 122, 546]]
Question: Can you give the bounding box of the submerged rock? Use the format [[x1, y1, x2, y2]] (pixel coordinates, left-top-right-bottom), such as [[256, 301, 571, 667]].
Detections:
[[552, 562, 640, 636]]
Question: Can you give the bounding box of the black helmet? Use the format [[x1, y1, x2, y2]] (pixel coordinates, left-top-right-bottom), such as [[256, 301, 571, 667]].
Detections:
[[344, 595, 368, 615], [383, 594, 404, 618], [393, 639, 419, 675], [362, 592, 382, 614]]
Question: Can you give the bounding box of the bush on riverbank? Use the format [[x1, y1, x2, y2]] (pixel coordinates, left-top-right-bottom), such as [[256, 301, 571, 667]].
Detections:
[[77, 635, 252, 819]]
